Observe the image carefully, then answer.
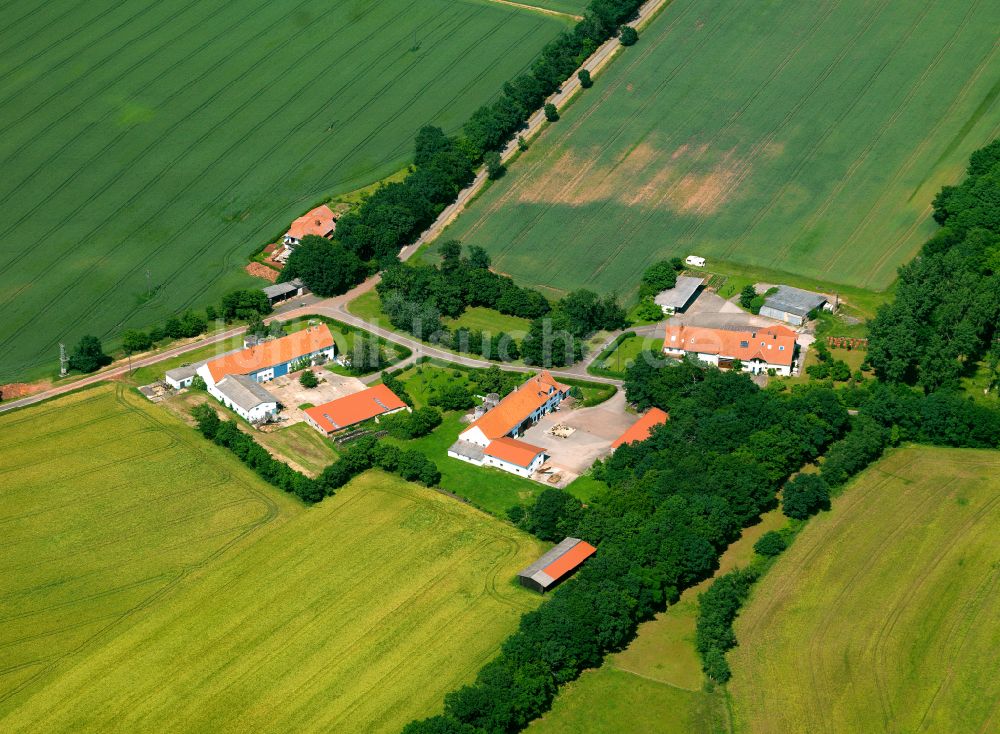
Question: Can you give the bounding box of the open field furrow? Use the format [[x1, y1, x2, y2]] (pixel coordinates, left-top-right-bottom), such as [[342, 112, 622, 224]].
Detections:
[[786, 0, 980, 267], [583, 0, 848, 287], [0, 0, 424, 353], [0, 0, 92, 62], [0, 1, 566, 381], [490, 0, 744, 275], [0, 0, 259, 206], [0, 0, 136, 89], [729, 447, 1000, 734], [444, 0, 1000, 298]]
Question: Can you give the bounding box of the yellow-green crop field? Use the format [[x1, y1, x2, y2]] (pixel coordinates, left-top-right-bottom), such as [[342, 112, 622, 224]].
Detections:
[[0, 384, 545, 732], [729, 446, 1000, 734]]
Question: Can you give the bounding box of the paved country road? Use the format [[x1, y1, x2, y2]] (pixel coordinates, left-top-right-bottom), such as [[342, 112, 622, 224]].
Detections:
[[0, 0, 670, 415]]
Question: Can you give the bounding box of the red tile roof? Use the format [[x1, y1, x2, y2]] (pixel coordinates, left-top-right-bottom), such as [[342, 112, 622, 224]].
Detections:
[[542, 540, 596, 581], [465, 371, 570, 440], [304, 384, 407, 433], [286, 204, 336, 240], [662, 324, 796, 367], [611, 407, 669, 450], [484, 437, 546, 468], [205, 325, 334, 382]]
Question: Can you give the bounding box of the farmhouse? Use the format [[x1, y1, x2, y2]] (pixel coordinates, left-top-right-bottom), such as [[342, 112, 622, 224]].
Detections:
[[262, 278, 308, 307], [517, 537, 597, 593], [654, 275, 705, 315], [282, 204, 336, 248], [447, 371, 569, 477], [611, 407, 669, 450], [197, 324, 335, 389], [303, 384, 408, 435], [212, 374, 279, 423], [663, 324, 797, 376], [759, 285, 831, 326]]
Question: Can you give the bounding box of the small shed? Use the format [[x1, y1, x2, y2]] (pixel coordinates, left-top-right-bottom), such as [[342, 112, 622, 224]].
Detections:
[[517, 537, 597, 593], [759, 285, 830, 326], [165, 363, 199, 390], [262, 278, 308, 306], [654, 276, 705, 315], [685, 255, 706, 267]]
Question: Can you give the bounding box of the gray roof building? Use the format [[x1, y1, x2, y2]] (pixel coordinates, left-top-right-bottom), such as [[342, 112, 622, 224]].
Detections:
[[654, 276, 705, 313], [760, 285, 829, 325], [165, 363, 200, 385], [517, 537, 597, 593], [215, 374, 278, 414], [262, 278, 306, 304]]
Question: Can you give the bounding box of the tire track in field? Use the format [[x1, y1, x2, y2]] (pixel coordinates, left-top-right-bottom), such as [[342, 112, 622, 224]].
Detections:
[[869, 486, 1000, 728], [73, 4, 491, 342], [0, 0, 403, 350], [0, 0, 252, 204], [832, 41, 1000, 281], [714, 0, 898, 261], [581, 0, 844, 289], [457, 0, 702, 247], [485, 0, 730, 275], [197, 6, 529, 289], [0, 0, 89, 60], [0, 0, 157, 104], [0, 0, 128, 81], [773, 0, 976, 271], [0, 383, 284, 710], [0, 0, 325, 270]]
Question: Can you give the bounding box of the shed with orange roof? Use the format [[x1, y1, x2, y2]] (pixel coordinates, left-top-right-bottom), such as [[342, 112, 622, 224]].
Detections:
[[303, 384, 408, 435], [611, 407, 669, 450], [517, 537, 597, 593]]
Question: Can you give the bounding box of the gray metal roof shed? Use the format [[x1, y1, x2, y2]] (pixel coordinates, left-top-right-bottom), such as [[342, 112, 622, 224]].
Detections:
[[762, 285, 828, 319], [215, 374, 278, 413], [517, 537, 597, 593], [654, 276, 705, 311]]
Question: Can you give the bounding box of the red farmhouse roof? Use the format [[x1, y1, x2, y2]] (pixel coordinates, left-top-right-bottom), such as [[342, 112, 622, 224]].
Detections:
[[662, 324, 796, 367], [305, 384, 407, 433], [466, 371, 569, 440], [518, 537, 597, 591], [205, 325, 334, 382], [484, 437, 546, 467], [286, 204, 336, 240], [612, 407, 669, 449]]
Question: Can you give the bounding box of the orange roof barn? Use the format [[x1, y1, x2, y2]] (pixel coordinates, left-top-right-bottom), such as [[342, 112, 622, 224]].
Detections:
[[286, 204, 336, 241], [204, 325, 335, 382], [484, 437, 546, 468], [612, 407, 669, 449], [304, 384, 407, 433], [465, 371, 569, 441]]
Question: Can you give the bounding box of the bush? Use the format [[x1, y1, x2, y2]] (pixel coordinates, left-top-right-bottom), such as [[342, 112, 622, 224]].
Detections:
[[781, 474, 830, 520], [68, 335, 111, 374], [190, 375, 207, 391], [739, 284, 757, 309], [299, 369, 319, 388], [544, 103, 559, 122], [619, 26, 638, 46], [485, 151, 505, 180], [753, 531, 787, 557], [381, 407, 442, 439], [749, 295, 765, 314], [577, 69, 592, 88], [221, 289, 271, 321], [696, 568, 757, 682]]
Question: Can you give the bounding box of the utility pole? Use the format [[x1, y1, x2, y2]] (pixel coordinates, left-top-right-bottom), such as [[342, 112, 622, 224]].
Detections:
[[59, 343, 68, 377], [145, 268, 152, 296]]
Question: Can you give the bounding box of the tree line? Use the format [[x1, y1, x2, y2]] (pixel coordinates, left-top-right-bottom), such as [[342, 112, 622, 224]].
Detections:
[[402, 360, 852, 733], [279, 2, 646, 300], [868, 139, 1000, 392], [190, 404, 441, 504], [377, 242, 626, 367]]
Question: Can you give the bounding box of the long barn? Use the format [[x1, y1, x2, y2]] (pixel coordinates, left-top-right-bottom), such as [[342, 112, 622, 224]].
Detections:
[[517, 537, 596, 593]]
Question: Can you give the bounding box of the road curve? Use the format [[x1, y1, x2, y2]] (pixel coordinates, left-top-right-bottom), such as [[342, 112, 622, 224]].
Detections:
[[0, 0, 671, 415]]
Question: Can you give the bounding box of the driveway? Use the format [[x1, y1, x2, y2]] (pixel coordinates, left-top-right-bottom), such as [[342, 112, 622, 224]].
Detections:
[[520, 391, 635, 483], [262, 370, 366, 427]]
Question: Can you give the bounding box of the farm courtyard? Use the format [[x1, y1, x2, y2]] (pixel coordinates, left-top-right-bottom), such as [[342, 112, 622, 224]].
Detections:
[[0, 384, 545, 732], [443, 0, 1000, 298], [0, 0, 569, 381]]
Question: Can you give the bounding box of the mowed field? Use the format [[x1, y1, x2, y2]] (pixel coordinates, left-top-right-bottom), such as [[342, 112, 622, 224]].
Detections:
[[0, 0, 568, 382], [0, 385, 545, 732], [446, 0, 1000, 297], [729, 447, 1000, 734]]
